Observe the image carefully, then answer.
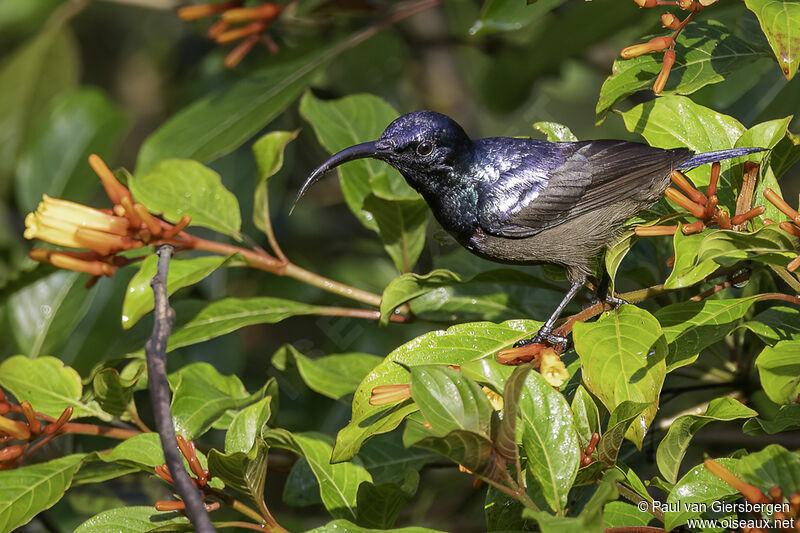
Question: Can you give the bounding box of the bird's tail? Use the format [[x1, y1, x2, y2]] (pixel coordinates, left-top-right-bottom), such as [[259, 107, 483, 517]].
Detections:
[[677, 147, 766, 170]]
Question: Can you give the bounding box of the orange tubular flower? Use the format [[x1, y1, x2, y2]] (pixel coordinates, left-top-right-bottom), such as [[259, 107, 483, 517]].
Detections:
[[621, 36, 674, 59], [88, 154, 132, 206], [369, 384, 411, 406], [222, 3, 282, 23], [178, 0, 242, 21], [654, 49, 676, 94]]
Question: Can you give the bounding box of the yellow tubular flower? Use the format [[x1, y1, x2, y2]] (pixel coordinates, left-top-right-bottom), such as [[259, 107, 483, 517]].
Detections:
[[37, 195, 129, 235], [540, 348, 569, 388]]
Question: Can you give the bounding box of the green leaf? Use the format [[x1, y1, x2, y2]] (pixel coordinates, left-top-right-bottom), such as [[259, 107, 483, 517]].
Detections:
[[518, 369, 581, 514], [744, 404, 800, 434], [121, 254, 230, 329], [0, 355, 106, 419], [379, 269, 463, 325], [0, 454, 85, 533], [0, 25, 78, 186], [656, 296, 761, 372], [605, 231, 636, 293], [135, 50, 333, 174], [485, 487, 530, 532], [224, 395, 275, 456], [271, 345, 380, 401], [253, 130, 299, 237], [165, 297, 320, 352], [97, 433, 165, 469], [603, 501, 654, 529], [495, 364, 533, 461], [15, 88, 127, 212], [7, 270, 95, 358], [744, 0, 800, 80], [571, 385, 601, 448], [355, 482, 407, 529], [597, 22, 771, 121], [738, 444, 800, 495], [264, 429, 372, 521], [533, 121, 578, 142], [469, 0, 566, 36], [742, 306, 800, 344], [299, 92, 418, 228], [522, 510, 603, 533], [307, 520, 444, 533], [408, 365, 494, 437], [755, 341, 800, 404], [574, 305, 667, 448], [357, 433, 438, 487], [664, 228, 719, 290], [74, 506, 187, 533], [207, 439, 269, 505], [332, 319, 540, 463], [130, 159, 241, 237], [402, 421, 499, 480], [363, 194, 429, 273], [596, 401, 649, 467], [91, 363, 145, 417], [665, 458, 741, 530], [656, 397, 757, 483], [169, 363, 267, 439]]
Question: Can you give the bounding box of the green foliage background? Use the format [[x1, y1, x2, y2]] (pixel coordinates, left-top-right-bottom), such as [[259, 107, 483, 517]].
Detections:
[[0, 0, 799, 532]]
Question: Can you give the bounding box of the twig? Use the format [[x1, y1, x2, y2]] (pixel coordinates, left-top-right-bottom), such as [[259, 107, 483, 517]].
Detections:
[[145, 245, 215, 533]]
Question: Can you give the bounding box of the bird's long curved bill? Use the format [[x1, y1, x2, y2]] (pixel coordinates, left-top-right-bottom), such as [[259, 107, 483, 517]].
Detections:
[[290, 141, 379, 214]]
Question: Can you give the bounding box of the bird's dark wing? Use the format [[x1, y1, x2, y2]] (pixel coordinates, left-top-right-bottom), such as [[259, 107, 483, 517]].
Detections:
[[478, 140, 692, 237]]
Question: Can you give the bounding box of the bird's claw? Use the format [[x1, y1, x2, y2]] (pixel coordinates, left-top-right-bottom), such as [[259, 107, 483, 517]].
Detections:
[[513, 332, 570, 350], [586, 293, 628, 310]]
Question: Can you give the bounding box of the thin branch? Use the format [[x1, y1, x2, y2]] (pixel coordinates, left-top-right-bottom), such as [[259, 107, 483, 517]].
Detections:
[[145, 245, 215, 533]]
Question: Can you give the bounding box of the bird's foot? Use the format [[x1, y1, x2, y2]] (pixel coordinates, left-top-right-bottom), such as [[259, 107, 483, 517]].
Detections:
[[586, 292, 628, 310], [514, 332, 569, 349], [497, 331, 570, 365]]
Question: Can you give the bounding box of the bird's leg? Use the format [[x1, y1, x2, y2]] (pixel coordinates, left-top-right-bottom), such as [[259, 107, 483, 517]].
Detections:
[[514, 276, 586, 350]]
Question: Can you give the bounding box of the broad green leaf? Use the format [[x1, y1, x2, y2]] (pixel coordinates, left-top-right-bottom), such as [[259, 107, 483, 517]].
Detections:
[[656, 296, 761, 372], [744, 404, 800, 434], [135, 49, 334, 173], [664, 228, 719, 290], [666, 458, 740, 530], [253, 130, 299, 237], [0, 355, 106, 419], [742, 306, 800, 343], [121, 254, 230, 329], [744, 0, 800, 79], [597, 22, 771, 121], [224, 394, 275, 455], [603, 501, 654, 529], [208, 439, 269, 505], [402, 421, 499, 481], [131, 159, 241, 237], [15, 88, 127, 212], [95, 433, 165, 469], [355, 482, 407, 529], [596, 401, 649, 467], [522, 511, 603, 533], [0, 454, 85, 532], [332, 319, 540, 463], [460, 356, 516, 393], [0, 26, 78, 187], [656, 397, 757, 483], [264, 429, 372, 520], [271, 345, 381, 401], [74, 506, 187, 533], [735, 116, 793, 153], [165, 297, 320, 352], [770, 129, 800, 180], [7, 270, 95, 358], [379, 269, 463, 325], [299, 92, 417, 229], [533, 121, 578, 142], [307, 520, 444, 533], [519, 369, 581, 514], [571, 385, 601, 448], [469, 0, 566, 36], [485, 487, 530, 532], [574, 305, 667, 448], [739, 444, 800, 495], [284, 457, 322, 506], [408, 365, 494, 437], [169, 362, 267, 439], [755, 341, 800, 404], [71, 460, 138, 486], [363, 194, 429, 273], [495, 364, 533, 461]]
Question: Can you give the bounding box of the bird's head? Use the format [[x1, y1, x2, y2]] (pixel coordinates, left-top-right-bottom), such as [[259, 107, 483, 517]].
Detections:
[[292, 111, 471, 212]]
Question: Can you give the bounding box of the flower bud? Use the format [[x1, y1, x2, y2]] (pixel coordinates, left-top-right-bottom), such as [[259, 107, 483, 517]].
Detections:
[[661, 12, 681, 29], [634, 0, 658, 6]]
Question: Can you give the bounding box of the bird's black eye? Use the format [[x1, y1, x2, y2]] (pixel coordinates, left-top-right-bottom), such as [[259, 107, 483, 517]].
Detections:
[[416, 141, 434, 156]]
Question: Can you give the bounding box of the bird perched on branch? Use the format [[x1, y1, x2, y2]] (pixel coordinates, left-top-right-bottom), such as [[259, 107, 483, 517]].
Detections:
[[293, 111, 763, 349]]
